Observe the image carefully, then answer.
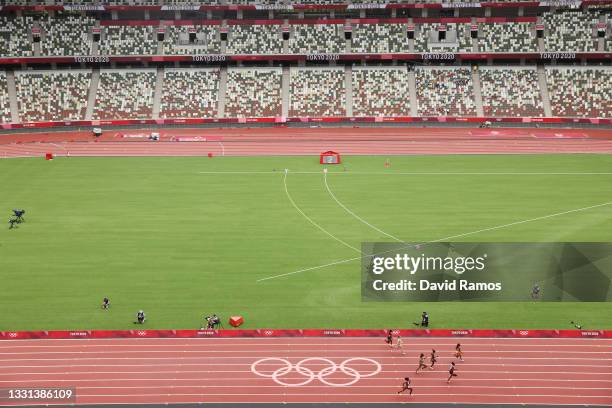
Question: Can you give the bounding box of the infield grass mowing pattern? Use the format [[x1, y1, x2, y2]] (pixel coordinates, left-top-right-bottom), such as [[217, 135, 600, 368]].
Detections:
[[0, 154, 611, 331]]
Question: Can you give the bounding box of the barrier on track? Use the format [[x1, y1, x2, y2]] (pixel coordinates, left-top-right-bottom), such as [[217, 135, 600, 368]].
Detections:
[[1, 116, 610, 132], [0, 328, 610, 340]]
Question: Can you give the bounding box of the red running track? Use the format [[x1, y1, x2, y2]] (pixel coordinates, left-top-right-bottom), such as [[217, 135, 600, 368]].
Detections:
[[1, 127, 612, 157], [0, 337, 611, 405]]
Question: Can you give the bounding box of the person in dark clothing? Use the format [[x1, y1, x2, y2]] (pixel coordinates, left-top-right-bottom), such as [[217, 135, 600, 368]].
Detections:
[[430, 349, 437, 368], [13, 209, 25, 222], [397, 377, 413, 395], [136, 310, 146, 324], [421, 312, 429, 327], [385, 330, 393, 347], [447, 362, 458, 383]]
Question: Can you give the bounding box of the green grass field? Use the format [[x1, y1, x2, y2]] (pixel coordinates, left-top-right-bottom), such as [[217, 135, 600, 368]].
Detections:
[[1, 154, 611, 331]]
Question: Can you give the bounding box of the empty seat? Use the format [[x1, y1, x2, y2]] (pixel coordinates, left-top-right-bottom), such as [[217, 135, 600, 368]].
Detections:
[[479, 23, 537, 53], [289, 24, 345, 54], [94, 70, 156, 120], [15, 70, 91, 122], [289, 68, 345, 117], [480, 67, 544, 117], [351, 24, 407, 53], [226, 25, 282, 55], [416, 67, 476, 116], [543, 11, 598, 52], [161, 69, 220, 119], [40, 14, 95, 56], [225, 68, 283, 118], [0, 16, 34, 57], [0, 71, 11, 123], [352, 67, 411, 117], [99, 25, 157, 56], [546, 67, 612, 118]]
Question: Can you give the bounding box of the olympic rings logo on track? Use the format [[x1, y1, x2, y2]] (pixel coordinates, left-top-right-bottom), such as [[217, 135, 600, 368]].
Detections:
[[251, 357, 381, 387]]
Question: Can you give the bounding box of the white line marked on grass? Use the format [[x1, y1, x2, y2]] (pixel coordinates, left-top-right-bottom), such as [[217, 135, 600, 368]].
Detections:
[[198, 171, 283, 174], [283, 170, 360, 254], [197, 171, 612, 176], [324, 171, 402, 242], [347, 172, 612, 176], [257, 200, 612, 282]]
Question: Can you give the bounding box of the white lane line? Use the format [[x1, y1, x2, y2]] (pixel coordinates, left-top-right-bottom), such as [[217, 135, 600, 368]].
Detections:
[[257, 200, 612, 282], [283, 170, 360, 254], [2, 362, 611, 370], [2, 364, 612, 371], [8, 400, 612, 406], [2, 365, 612, 375], [1, 349, 611, 355], [324, 171, 402, 242], [3, 375, 612, 382], [37, 392, 612, 398], [1, 356, 611, 362], [1, 345, 611, 351], [1, 342, 611, 349], [2, 384, 610, 391], [1, 337, 610, 343]]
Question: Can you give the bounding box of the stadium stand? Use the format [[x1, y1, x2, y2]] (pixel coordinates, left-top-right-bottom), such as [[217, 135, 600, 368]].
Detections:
[[160, 68, 219, 119], [415, 67, 477, 116], [99, 25, 158, 56], [0, 16, 33, 57], [225, 68, 282, 118], [479, 66, 544, 117], [40, 14, 95, 56], [0, 0, 596, 5], [0, 71, 11, 124], [546, 67, 612, 118], [351, 24, 407, 53], [289, 67, 345, 117], [225, 68, 282, 117], [14, 70, 91, 122], [413, 23, 472, 52], [479, 22, 537, 52], [0, 15, 606, 58], [152, 0, 205, 3], [93, 69, 156, 120], [351, 67, 411, 117], [46, 0, 159, 4], [414, 23, 435, 52], [162, 25, 221, 55], [543, 11, 598, 52], [226, 24, 283, 55], [289, 24, 345, 54]]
